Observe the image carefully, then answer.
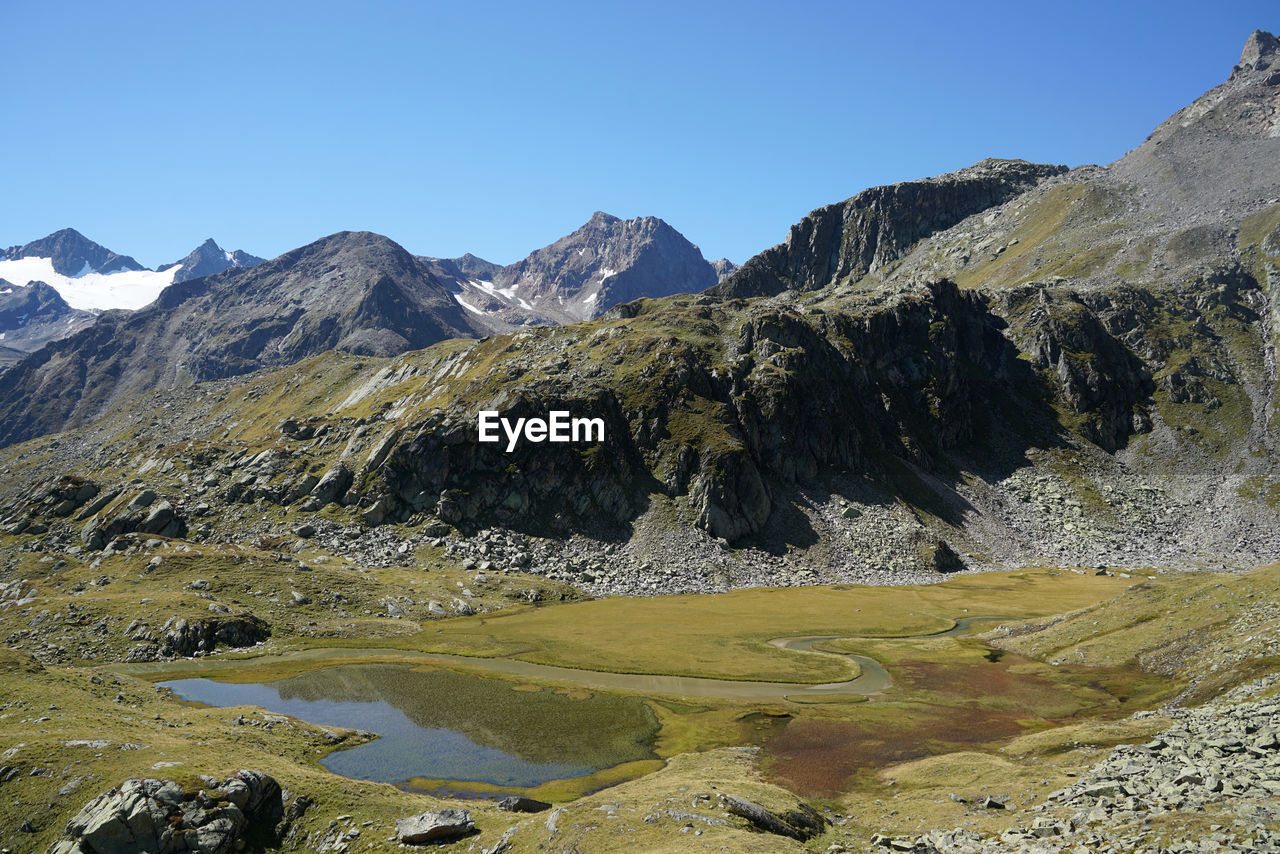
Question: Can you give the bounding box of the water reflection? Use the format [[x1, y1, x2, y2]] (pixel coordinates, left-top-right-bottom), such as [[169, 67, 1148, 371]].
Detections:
[[162, 664, 658, 787]]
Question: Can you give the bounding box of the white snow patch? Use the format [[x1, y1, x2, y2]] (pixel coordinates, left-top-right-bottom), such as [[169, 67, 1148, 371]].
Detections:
[[466, 279, 520, 301], [224, 250, 235, 263], [597, 267, 617, 280], [453, 294, 486, 315], [583, 293, 598, 306], [518, 298, 533, 310], [0, 257, 181, 311]]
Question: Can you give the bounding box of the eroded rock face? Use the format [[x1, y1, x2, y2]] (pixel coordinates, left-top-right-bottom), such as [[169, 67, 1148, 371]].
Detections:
[[125, 615, 270, 661], [1013, 288, 1156, 452], [359, 280, 1035, 543], [0, 474, 101, 534], [48, 770, 283, 854]]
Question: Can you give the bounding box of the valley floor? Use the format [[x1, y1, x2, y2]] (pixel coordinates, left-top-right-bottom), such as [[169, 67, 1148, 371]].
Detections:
[[2, 524, 1279, 853]]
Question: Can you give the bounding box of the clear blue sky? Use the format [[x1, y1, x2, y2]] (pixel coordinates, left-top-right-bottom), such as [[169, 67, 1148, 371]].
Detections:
[[3, 1, 1275, 268]]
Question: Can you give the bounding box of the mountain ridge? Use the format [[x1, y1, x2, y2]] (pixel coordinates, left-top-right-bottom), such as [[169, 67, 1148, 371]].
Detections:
[[0, 230, 500, 445]]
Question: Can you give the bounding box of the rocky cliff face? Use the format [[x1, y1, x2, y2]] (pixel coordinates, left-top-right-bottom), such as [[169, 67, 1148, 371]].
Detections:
[[713, 159, 1069, 299], [339, 266, 1271, 546]]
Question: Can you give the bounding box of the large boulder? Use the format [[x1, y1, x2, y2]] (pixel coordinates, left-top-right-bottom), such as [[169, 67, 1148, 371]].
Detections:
[[308, 462, 353, 508], [48, 770, 283, 854], [395, 808, 474, 843], [497, 795, 551, 813]]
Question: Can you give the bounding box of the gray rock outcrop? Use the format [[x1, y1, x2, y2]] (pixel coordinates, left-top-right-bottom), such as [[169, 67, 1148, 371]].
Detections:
[[48, 770, 283, 854], [719, 793, 826, 840]]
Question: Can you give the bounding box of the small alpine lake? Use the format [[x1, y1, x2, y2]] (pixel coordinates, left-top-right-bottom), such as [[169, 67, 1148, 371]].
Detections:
[[161, 663, 660, 790], [136, 571, 1175, 799]]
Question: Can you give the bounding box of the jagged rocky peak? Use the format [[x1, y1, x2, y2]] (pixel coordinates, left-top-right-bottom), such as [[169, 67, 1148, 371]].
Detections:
[[1237, 29, 1279, 74], [2, 227, 142, 276], [711, 258, 739, 281], [1110, 29, 1280, 217], [165, 238, 265, 283], [483, 211, 721, 323], [452, 252, 503, 279], [587, 210, 619, 226], [417, 251, 504, 285]]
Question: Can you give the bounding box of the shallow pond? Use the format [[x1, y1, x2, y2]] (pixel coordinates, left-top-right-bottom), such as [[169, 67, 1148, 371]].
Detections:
[[161, 664, 658, 788], [155, 615, 1031, 793]]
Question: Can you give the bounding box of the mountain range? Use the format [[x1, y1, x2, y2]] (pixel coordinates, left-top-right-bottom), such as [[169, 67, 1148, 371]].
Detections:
[[1, 31, 1279, 578], [0, 230, 264, 315], [0, 213, 733, 440]]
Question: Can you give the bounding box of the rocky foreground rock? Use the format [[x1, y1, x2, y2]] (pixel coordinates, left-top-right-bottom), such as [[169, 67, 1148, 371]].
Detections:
[[47, 770, 283, 854]]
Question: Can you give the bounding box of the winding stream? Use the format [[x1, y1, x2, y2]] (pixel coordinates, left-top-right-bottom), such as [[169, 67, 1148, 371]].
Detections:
[[156, 615, 1010, 702]]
